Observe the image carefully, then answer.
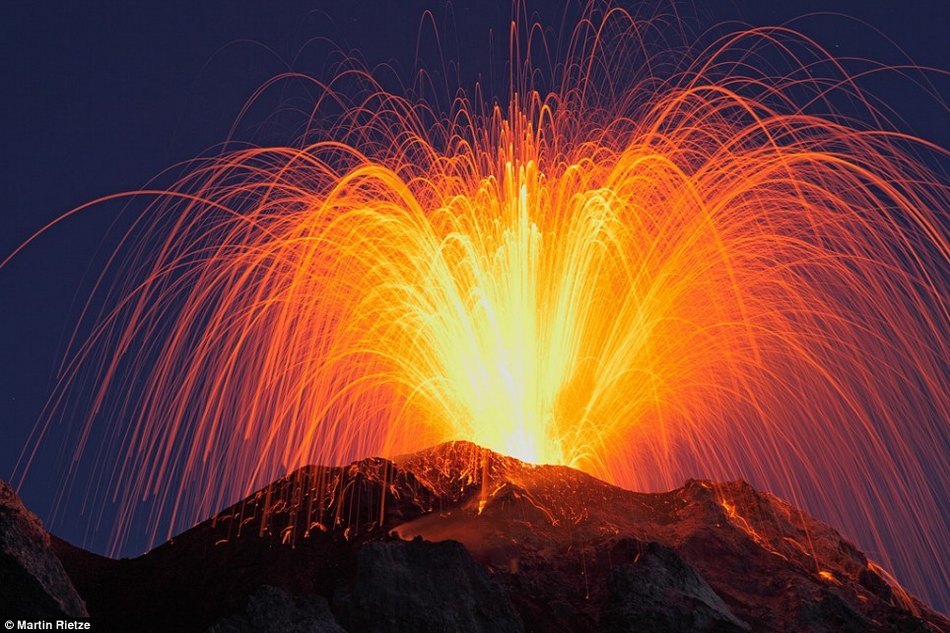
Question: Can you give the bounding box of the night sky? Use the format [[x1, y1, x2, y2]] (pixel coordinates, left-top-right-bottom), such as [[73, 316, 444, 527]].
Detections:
[[1, 0, 946, 603]]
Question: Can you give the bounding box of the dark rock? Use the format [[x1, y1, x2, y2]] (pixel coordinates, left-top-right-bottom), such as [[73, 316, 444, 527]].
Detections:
[[206, 585, 345, 633], [859, 567, 892, 602], [0, 480, 86, 617], [793, 589, 873, 633], [599, 540, 748, 633], [334, 537, 524, 633]]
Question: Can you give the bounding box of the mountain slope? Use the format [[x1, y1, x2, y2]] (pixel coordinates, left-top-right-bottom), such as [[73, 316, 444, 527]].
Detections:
[[27, 441, 947, 632]]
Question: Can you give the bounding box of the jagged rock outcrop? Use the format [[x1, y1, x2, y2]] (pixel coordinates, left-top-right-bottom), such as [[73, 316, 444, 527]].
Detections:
[[599, 540, 748, 633], [0, 480, 86, 617]]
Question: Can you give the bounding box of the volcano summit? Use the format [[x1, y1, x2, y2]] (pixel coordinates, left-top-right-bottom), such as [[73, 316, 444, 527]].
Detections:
[[3, 442, 945, 632]]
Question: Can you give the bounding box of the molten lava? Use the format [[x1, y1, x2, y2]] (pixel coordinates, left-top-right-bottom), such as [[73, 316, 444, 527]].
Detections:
[[6, 1, 947, 611]]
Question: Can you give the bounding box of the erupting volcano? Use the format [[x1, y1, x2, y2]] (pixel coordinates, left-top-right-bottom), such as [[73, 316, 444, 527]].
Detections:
[[1, 1, 947, 629]]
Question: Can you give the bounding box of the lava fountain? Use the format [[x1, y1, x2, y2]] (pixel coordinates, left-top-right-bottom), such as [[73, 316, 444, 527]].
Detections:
[[6, 1, 947, 610]]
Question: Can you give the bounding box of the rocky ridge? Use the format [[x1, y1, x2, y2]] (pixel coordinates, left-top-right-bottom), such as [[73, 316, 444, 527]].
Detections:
[[2, 442, 945, 632]]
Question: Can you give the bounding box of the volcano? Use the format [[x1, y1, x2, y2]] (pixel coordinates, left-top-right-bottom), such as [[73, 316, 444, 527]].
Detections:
[[3, 442, 946, 632]]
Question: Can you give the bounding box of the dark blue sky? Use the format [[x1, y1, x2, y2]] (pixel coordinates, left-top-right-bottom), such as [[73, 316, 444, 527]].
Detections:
[[0, 0, 946, 593]]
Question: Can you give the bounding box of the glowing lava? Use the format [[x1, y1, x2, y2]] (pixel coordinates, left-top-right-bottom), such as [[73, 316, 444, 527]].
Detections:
[[6, 1, 947, 611]]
